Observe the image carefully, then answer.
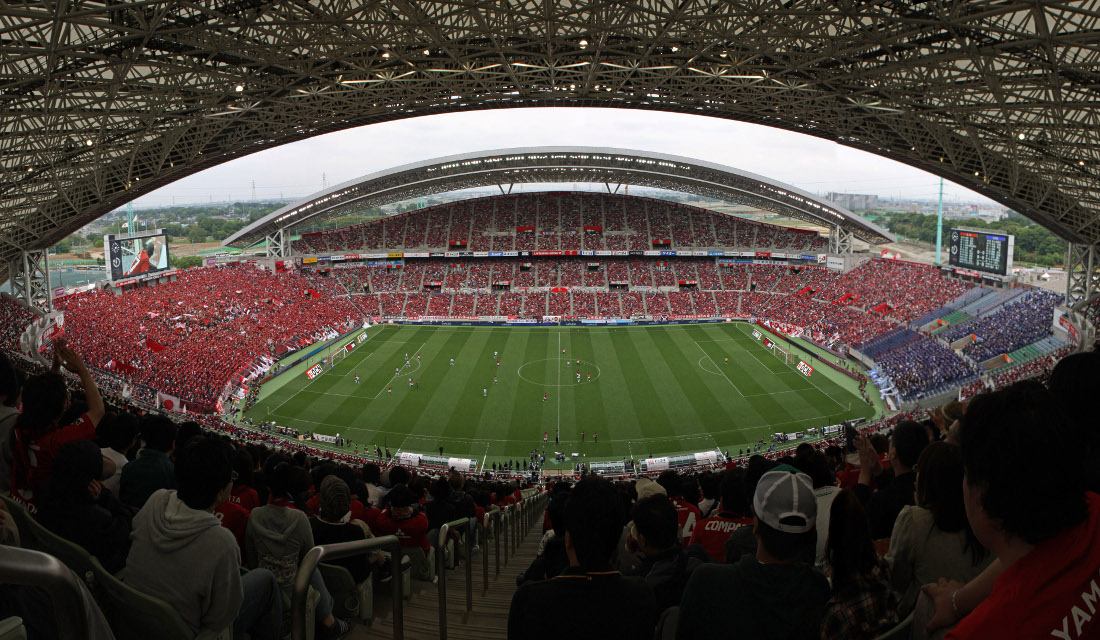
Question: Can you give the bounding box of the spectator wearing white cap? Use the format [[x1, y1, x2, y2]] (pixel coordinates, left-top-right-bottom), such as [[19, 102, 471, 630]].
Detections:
[[676, 466, 829, 639]]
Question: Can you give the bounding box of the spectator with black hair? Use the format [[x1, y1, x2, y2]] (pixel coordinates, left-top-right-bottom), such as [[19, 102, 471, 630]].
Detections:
[[938, 382, 1100, 639], [657, 470, 700, 542], [507, 475, 656, 640], [246, 461, 354, 640], [372, 483, 430, 555], [697, 473, 720, 519], [0, 349, 22, 493], [124, 438, 283, 640], [425, 476, 457, 546], [888, 441, 990, 617], [361, 462, 384, 507], [174, 420, 204, 455], [518, 491, 569, 585], [230, 447, 260, 511], [689, 468, 753, 563], [678, 468, 828, 640], [99, 412, 139, 495], [447, 469, 478, 521], [820, 490, 898, 639], [120, 414, 178, 509], [853, 420, 930, 539], [39, 439, 136, 573], [9, 340, 104, 512], [794, 449, 841, 564], [1047, 350, 1100, 493], [626, 494, 702, 614]]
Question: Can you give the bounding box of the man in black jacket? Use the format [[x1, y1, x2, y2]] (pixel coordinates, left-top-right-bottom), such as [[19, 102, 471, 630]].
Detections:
[[508, 476, 656, 639], [677, 468, 828, 640], [626, 494, 702, 613], [852, 420, 929, 539]]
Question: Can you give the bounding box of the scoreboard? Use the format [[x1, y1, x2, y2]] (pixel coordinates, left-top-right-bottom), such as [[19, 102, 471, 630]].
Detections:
[[948, 228, 1014, 276]]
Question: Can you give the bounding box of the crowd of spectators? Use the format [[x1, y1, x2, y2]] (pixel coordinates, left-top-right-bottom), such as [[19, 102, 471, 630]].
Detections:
[[818, 259, 972, 323], [0, 295, 39, 350], [54, 265, 362, 409], [949, 290, 1063, 362], [288, 192, 828, 254], [5, 337, 1095, 640], [875, 336, 976, 400]]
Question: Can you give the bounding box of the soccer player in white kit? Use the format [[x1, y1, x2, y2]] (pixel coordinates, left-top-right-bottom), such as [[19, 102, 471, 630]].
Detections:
[[483, 388, 487, 397]]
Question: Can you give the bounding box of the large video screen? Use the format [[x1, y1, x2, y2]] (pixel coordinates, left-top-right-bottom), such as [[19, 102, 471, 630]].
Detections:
[[948, 228, 1014, 276], [105, 231, 171, 281]]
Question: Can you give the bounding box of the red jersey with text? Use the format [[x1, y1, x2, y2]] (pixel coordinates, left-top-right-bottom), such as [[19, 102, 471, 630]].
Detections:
[[670, 496, 701, 541], [689, 512, 754, 563], [947, 492, 1100, 640], [371, 510, 430, 555]]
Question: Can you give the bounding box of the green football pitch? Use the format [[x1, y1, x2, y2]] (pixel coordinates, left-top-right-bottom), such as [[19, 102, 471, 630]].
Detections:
[[243, 322, 875, 467]]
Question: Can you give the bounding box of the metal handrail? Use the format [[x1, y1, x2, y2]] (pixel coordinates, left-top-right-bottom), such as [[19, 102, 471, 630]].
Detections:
[[482, 508, 499, 591], [490, 508, 502, 575], [436, 517, 475, 640], [0, 546, 87, 639], [292, 535, 404, 640]]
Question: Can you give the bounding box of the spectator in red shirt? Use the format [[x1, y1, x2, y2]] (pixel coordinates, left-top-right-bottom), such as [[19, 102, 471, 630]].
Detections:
[[944, 382, 1099, 640], [229, 448, 260, 512], [688, 468, 753, 562], [9, 340, 104, 512], [371, 484, 430, 556], [657, 471, 700, 542]]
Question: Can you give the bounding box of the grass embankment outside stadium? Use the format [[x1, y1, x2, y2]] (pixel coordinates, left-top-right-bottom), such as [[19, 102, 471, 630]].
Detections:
[[242, 322, 878, 469]]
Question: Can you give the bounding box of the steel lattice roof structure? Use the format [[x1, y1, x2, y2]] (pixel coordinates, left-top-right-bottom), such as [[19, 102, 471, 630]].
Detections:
[[223, 146, 894, 247], [3, 1, 1100, 284]]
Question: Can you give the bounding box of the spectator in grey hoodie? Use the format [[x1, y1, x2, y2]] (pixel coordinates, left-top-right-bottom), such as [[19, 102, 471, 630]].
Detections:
[[246, 462, 353, 640], [123, 438, 282, 640]]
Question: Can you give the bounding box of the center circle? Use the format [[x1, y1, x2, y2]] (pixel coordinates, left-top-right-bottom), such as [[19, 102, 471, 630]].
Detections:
[[516, 358, 602, 387]]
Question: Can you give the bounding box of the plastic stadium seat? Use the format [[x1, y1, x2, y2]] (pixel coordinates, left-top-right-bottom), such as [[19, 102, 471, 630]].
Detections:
[[871, 613, 913, 640], [2, 500, 102, 594], [0, 617, 27, 640], [94, 562, 231, 640], [379, 552, 413, 600], [318, 562, 373, 624], [402, 546, 435, 582]]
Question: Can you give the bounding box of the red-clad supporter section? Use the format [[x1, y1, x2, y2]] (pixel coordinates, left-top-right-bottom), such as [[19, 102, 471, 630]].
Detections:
[[290, 192, 829, 254], [0, 296, 39, 350], [54, 264, 362, 410]]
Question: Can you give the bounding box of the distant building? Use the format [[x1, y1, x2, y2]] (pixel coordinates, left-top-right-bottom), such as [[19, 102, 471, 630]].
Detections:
[[825, 192, 879, 211]]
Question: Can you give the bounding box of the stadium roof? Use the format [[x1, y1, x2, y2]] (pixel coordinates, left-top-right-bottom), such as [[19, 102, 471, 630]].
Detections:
[[3, 1, 1100, 279], [222, 147, 895, 248]]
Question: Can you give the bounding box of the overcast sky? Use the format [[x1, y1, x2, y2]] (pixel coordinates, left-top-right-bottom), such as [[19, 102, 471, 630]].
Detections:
[[133, 107, 999, 209]]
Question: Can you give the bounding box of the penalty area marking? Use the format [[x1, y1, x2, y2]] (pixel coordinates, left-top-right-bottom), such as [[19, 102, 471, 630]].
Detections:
[[516, 358, 603, 388]]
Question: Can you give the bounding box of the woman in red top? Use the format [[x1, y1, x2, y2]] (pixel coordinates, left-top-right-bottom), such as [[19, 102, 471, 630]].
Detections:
[[9, 341, 104, 512]]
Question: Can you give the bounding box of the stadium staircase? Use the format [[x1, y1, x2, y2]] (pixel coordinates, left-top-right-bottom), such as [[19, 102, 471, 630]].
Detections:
[[360, 495, 548, 640]]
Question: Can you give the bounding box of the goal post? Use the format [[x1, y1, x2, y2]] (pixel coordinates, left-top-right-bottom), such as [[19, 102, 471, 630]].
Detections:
[[771, 343, 796, 366]]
